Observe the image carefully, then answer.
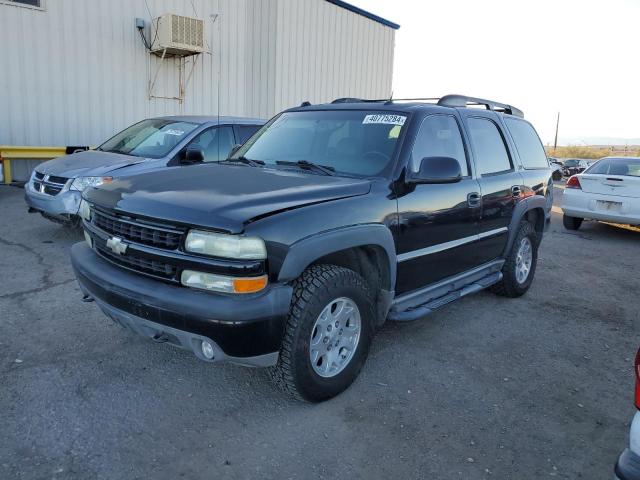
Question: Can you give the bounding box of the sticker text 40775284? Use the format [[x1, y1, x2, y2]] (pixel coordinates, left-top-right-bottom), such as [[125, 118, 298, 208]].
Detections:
[[362, 114, 407, 126]]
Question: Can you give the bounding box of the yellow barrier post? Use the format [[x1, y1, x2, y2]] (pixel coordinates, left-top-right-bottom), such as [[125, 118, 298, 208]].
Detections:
[[0, 146, 67, 184]]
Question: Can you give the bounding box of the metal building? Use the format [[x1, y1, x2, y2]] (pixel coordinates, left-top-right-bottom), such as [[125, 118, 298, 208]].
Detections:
[[0, 0, 398, 151]]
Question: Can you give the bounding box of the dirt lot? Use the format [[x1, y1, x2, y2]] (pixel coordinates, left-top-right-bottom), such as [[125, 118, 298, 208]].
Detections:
[[1, 184, 638, 479]]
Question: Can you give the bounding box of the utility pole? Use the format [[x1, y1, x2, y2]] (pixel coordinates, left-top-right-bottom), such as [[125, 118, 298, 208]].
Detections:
[[553, 112, 560, 154]]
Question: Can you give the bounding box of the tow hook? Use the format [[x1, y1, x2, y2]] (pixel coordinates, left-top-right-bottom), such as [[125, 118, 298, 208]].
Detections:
[[81, 294, 94, 303], [152, 332, 169, 343]]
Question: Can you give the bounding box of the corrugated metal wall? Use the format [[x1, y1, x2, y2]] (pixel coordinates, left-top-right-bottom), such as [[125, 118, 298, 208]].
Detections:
[[0, 0, 395, 147]]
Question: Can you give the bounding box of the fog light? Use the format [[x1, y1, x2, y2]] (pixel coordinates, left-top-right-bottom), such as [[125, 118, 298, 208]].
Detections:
[[201, 340, 215, 359], [84, 230, 93, 248]]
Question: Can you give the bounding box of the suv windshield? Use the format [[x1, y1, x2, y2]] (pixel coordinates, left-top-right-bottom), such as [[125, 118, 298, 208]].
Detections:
[[233, 110, 407, 176], [98, 119, 199, 158]]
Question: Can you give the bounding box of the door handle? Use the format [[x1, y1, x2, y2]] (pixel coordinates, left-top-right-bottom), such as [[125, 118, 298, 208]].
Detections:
[[511, 185, 522, 197], [467, 192, 481, 207]]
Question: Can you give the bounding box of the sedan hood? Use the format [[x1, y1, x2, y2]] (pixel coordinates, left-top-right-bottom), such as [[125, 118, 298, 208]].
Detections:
[[36, 150, 148, 178], [85, 163, 372, 233]]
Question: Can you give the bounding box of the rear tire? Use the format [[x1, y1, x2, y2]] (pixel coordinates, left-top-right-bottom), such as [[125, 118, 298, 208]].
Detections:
[[490, 221, 538, 298], [270, 264, 374, 402], [562, 214, 583, 230], [552, 170, 562, 181]]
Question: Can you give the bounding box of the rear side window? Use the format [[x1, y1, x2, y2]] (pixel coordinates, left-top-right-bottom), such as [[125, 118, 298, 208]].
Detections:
[[237, 125, 261, 143], [505, 118, 548, 169], [410, 115, 468, 176], [468, 118, 512, 175]]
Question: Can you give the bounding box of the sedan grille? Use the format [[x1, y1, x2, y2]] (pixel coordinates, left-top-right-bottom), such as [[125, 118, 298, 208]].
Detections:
[[32, 172, 68, 196], [92, 207, 184, 250]]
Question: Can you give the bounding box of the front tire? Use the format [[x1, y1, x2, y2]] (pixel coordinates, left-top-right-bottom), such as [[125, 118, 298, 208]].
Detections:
[[490, 221, 538, 298], [563, 214, 583, 230], [270, 264, 374, 402]]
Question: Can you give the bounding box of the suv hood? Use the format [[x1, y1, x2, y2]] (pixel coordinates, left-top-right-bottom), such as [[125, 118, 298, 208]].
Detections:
[[36, 150, 148, 178], [85, 163, 372, 233]]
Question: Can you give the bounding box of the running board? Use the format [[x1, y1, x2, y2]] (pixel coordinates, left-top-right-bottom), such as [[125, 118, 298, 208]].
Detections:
[[387, 261, 504, 322]]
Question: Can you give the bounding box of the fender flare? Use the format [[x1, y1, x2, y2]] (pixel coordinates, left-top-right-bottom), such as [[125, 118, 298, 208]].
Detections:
[[277, 223, 397, 289], [503, 195, 547, 256]]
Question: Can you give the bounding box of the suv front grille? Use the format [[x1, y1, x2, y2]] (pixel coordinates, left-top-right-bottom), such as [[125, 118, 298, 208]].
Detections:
[[92, 208, 184, 250], [95, 241, 178, 281], [32, 172, 68, 196]]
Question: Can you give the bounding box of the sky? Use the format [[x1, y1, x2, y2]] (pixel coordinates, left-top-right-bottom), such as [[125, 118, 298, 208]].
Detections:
[[349, 0, 640, 145]]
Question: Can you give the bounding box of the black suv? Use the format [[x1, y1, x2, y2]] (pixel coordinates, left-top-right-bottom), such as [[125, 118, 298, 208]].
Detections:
[[71, 95, 552, 402]]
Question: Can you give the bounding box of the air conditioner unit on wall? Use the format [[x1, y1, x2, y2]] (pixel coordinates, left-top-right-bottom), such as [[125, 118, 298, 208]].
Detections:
[[151, 14, 206, 56]]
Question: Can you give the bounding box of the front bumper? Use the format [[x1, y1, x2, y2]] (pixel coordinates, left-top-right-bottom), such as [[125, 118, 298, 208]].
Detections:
[[24, 181, 81, 220], [70, 242, 293, 365]]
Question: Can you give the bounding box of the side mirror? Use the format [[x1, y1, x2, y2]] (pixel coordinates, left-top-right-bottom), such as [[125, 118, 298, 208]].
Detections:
[[227, 144, 242, 159], [410, 156, 462, 184], [184, 146, 205, 163]]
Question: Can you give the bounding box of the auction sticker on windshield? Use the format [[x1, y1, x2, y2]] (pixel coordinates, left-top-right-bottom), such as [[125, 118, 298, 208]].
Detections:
[[362, 114, 407, 126]]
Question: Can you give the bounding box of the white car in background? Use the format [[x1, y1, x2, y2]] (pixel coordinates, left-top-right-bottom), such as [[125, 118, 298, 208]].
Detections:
[[561, 157, 640, 230]]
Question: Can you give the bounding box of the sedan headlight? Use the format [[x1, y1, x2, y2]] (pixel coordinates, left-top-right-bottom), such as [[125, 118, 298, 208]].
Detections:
[[185, 230, 267, 260], [70, 176, 112, 191], [79, 199, 92, 221]]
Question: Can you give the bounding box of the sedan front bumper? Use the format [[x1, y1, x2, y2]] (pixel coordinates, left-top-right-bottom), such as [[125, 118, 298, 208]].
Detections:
[[24, 180, 81, 220]]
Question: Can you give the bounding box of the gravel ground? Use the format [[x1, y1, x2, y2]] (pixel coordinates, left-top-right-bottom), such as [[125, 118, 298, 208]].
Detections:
[[1, 183, 638, 479]]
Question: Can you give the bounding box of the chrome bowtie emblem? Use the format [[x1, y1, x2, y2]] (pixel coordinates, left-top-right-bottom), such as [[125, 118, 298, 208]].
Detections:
[[106, 236, 128, 255]]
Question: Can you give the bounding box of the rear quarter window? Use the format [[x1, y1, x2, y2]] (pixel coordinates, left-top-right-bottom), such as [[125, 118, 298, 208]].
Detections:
[[504, 118, 548, 169]]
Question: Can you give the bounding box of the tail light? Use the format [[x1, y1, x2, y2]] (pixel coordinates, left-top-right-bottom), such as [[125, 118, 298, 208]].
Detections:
[[566, 176, 581, 189], [635, 348, 640, 409]]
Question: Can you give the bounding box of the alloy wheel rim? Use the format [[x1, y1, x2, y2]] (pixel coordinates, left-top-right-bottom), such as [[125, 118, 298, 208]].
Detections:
[[515, 237, 533, 284], [309, 297, 361, 378]]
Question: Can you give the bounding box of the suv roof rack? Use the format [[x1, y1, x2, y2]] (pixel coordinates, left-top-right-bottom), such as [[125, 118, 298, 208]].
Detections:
[[328, 95, 524, 117], [437, 94, 524, 118]]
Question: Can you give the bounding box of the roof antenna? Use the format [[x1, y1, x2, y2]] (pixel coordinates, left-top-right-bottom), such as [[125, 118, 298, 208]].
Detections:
[[385, 91, 393, 105]]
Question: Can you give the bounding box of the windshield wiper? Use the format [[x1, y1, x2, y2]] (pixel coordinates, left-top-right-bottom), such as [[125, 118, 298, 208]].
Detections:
[[276, 160, 336, 176], [222, 156, 265, 167]]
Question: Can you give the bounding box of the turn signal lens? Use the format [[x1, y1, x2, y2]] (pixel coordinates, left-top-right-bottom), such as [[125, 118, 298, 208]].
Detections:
[[566, 176, 581, 189], [233, 275, 268, 294]]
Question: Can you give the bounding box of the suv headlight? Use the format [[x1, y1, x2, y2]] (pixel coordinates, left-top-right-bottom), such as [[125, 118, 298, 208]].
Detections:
[[79, 199, 92, 222], [185, 230, 267, 260], [70, 176, 112, 191]]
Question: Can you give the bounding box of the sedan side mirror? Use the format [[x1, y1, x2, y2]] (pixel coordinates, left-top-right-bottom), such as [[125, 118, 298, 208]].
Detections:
[[410, 156, 462, 184], [227, 144, 242, 159], [184, 146, 205, 163]]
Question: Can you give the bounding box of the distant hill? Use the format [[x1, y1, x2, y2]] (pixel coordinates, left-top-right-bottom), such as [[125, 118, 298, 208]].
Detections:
[[558, 136, 640, 146]]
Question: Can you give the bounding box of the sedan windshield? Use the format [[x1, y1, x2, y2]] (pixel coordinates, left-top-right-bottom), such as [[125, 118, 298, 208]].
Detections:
[[233, 110, 408, 176], [98, 119, 199, 158]]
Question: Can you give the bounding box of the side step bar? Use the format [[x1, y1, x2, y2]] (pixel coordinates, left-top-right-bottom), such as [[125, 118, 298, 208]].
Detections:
[[387, 260, 504, 322]]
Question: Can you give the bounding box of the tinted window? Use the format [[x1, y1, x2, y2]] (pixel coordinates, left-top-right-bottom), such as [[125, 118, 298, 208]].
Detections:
[[237, 125, 261, 143], [586, 158, 640, 177], [188, 126, 235, 162], [236, 110, 407, 176], [468, 118, 512, 175], [505, 118, 548, 169], [410, 115, 468, 176]]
